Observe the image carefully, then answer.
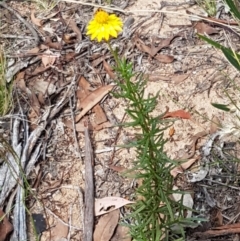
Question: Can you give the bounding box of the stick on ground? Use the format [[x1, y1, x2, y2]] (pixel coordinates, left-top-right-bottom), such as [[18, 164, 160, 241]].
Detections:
[[84, 124, 94, 241]]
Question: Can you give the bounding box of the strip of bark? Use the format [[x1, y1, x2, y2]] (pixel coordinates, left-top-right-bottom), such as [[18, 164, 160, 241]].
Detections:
[[84, 125, 94, 241]]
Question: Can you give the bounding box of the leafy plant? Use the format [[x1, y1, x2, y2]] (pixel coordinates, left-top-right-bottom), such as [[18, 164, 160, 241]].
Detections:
[[86, 8, 197, 240], [113, 59, 195, 240]]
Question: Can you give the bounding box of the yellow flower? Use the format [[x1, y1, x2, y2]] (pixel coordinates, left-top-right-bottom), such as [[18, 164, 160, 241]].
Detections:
[[86, 9, 123, 42]]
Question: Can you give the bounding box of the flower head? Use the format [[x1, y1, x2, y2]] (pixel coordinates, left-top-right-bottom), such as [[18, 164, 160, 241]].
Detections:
[[87, 9, 123, 42]]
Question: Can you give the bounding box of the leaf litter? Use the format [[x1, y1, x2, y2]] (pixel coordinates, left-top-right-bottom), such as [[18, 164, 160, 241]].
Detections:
[[1, 0, 240, 240]]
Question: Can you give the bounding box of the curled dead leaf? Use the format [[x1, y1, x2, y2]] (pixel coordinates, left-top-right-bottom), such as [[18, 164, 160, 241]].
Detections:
[[75, 85, 115, 123], [31, 10, 43, 27], [134, 34, 179, 57], [41, 51, 56, 67], [194, 22, 218, 35], [155, 54, 174, 63]]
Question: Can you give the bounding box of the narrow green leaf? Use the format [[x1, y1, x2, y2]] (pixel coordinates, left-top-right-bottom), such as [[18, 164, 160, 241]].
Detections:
[[225, 0, 240, 20], [198, 34, 240, 70], [222, 48, 240, 70], [198, 34, 222, 48], [211, 103, 230, 111]]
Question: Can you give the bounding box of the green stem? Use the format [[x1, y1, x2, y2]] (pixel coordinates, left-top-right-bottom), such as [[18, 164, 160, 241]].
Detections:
[[107, 41, 120, 68]]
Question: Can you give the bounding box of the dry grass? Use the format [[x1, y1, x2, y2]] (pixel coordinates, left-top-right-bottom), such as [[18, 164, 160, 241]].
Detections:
[[0, 46, 12, 116]]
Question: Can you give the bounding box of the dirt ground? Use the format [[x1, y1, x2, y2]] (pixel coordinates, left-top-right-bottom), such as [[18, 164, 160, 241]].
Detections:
[[1, 0, 240, 240]]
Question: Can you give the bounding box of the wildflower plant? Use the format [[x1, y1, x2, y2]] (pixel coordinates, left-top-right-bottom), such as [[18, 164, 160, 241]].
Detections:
[[87, 9, 194, 240]]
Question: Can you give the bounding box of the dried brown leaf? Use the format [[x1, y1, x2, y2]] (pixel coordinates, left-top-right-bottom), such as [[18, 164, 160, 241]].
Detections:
[[78, 76, 91, 91], [111, 225, 131, 241], [134, 35, 178, 57], [94, 121, 113, 131], [194, 22, 218, 35], [63, 33, 76, 44], [108, 165, 126, 173], [213, 209, 223, 226], [41, 51, 56, 67], [75, 85, 115, 123], [38, 92, 45, 105], [169, 126, 175, 137], [0, 209, 13, 241], [103, 60, 116, 79], [163, 109, 191, 119], [64, 119, 93, 132], [14, 71, 25, 83], [93, 209, 119, 241], [63, 52, 76, 62], [69, 19, 82, 41], [77, 76, 108, 124], [181, 157, 199, 170], [210, 115, 221, 134], [95, 197, 135, 216], [44, 36, 62, 50], [93, 104, 108, 125], [171, 158, 199, 178], [170, 165, 183, 178], [30, 91, 41, 116], [26, 46, 40, 54], [51, 219, 69, 241], [16, 78, 41, 115], [15, 78, 27, 92], [171, 74, 189, 84], [154, 54, 174, 63], [134, 37, 156, 57], [31, 10, 43, 27], [92, 55, 108, 67]]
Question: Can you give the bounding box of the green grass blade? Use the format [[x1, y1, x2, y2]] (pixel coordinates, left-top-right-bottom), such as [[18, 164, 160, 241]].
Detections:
[[198, 34, 240, 70], [225, 0, 240, 20], [211, 103, 230, 111], [221, 48, 240, 70]]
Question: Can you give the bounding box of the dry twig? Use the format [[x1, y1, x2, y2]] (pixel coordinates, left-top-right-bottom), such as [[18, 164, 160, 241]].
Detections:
[[83, 124, 94, 241]]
